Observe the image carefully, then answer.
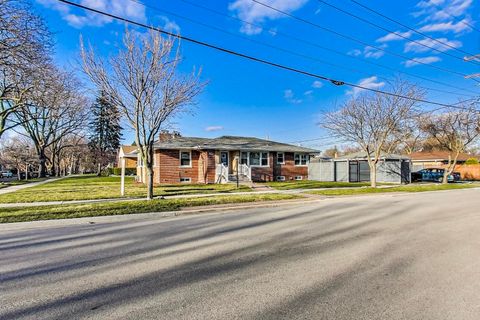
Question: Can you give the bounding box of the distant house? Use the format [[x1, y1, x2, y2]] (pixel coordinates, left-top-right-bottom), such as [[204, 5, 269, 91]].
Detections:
[[117, 145, 138, 168], [133, 133, 319, 184], [410, 151, 480, 180], [309, 151, 411, 184], [409, 151, 477, 171]]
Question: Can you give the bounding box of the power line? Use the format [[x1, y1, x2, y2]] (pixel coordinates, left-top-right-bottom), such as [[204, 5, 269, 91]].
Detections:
[[56, 0, 479, 112], [250, 0, 479, 83], [349, 0, 480, 59], [178, 0, 476, 97], [317, 0, 480, 67], [127, 0, 398, 84], [132, 0, 474, 98]]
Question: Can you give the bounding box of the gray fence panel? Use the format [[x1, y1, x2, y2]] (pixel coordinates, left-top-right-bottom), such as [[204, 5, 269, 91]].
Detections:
[[335, 161, 349, 182], [308, 161, 334, 181]]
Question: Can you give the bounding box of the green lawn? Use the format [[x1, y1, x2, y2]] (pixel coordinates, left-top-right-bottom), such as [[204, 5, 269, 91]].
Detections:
[[0, 175, 251, 203], [0, 178, 47, 189], [0, 193, 302, 223], [265, 180, 372, 190], [307, 183, 479, 196]]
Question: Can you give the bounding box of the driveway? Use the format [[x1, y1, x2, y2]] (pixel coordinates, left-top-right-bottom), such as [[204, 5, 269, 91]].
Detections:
[[1, 188, 480, 319]]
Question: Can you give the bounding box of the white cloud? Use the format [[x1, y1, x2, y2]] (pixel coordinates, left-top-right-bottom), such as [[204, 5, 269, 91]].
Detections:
[[205, 126, 224, 132], [347, 49, 362, 57], [414, 0, 473, 22], [363, 45, 386, 59], [404, 37, 461, 53], [228, 0, 308, 35], [403, 56, 441, 67], [284, 89, 302, 104], [349, 45, 387, 59], [312, 80, 323, 88], [416, 0, 444, 9], [159, 16, 181, 33], [376, 31, 412, 42], [304, 90, 313, 96], [347, 76, 385, 96], [419, 18, 472, 33], [36, 0, 146, 28]]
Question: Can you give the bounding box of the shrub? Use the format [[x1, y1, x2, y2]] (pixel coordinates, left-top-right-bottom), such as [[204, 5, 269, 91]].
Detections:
[[108, 167, 137, 176], [465, 158, 479, 165]]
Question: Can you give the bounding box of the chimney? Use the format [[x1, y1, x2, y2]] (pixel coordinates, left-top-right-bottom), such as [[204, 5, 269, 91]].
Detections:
[[159, 130, 182, 142]]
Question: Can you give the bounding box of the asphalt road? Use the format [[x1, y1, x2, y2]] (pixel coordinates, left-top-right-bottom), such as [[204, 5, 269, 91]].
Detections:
[[1, 188, 480, 320]]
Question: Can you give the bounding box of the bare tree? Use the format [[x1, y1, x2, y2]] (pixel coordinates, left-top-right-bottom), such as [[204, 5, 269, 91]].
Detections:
[[0, 136, 36, 179], [81, 29, 205, 199], [14, 66, 88, 177], [0, 0, 51, 139], [322, 82, 424, 187], [421, 106, 480, 183]]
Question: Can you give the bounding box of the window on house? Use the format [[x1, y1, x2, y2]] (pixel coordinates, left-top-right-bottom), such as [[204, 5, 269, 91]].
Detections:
[[249, 152, 268, 166], [180, 177, 191, 183], [276, 176, 285, 181], [241, 152, 248, 165], [261, 152, 268, 166], [295, 176, 303, 180], [249, 152, 260, 166], [294, 153, 308, 166], [277, 152, 284, 164], [180, 151, 191, 167]]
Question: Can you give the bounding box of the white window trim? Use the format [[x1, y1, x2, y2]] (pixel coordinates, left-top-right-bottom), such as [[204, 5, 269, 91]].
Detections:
[[294, 153, 309, 167], [180, 177, 192, 183], [277, 152, 285, 165], [276, 175, 286, 181], [179, 150, 192, 168], [295, 175, 303, 181], [241, 151, 269, 167]]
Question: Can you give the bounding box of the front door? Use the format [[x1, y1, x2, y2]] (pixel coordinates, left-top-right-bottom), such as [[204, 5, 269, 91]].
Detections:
[[220, 151, 229, 166]]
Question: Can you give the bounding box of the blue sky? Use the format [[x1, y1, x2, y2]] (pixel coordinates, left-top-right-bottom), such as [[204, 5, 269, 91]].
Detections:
[[33, 0, 480, 150]]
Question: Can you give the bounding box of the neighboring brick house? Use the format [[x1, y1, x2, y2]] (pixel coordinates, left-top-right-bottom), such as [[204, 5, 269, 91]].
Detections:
[[134, 134, 318, 184]]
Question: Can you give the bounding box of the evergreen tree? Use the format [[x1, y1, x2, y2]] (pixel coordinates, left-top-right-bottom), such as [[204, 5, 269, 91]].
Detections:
[[88, 91, 122, 174]]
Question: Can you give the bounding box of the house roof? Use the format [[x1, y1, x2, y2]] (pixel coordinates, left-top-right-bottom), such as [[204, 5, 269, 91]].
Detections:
[[120, 145, 137, 153], [119, 145, 138, 158], [152, 135, 319, 153], [409, 151, 477, 162], [336, 151, 410, 160]]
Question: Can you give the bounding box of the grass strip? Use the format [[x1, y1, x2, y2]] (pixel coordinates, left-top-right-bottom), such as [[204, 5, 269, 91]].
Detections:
[[307, 183, 479, 196], [0, 194, 302, 223], [0, 175, 251, 203]]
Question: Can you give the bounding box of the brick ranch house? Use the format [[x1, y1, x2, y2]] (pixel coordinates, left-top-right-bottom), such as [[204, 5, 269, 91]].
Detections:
[[126, 133, 319, 184]]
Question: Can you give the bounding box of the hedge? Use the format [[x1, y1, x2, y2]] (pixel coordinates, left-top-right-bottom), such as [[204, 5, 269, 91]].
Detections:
[[108, 167, 137, 176]]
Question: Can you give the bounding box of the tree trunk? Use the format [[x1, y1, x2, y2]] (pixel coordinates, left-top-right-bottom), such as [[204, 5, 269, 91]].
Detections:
[[370, 162, 377, 188], [38, 150, 47, 178], [97, 162, 101, 176], [146, 165, 154, 200]]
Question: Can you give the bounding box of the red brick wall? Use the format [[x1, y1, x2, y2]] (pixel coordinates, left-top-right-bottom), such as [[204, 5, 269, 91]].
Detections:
[[153, 149, 217, 184], [154, 149, 200, 184], [251, 152, 309, 182], [152, 149, 310, 184]]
